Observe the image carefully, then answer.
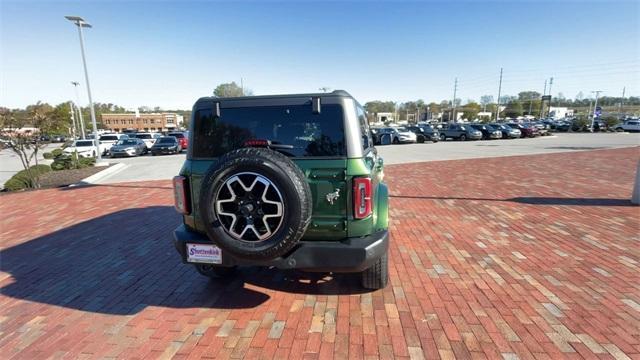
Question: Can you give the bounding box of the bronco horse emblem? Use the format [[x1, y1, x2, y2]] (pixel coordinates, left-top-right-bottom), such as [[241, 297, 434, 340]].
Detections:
[[326, 189, 340, 205]]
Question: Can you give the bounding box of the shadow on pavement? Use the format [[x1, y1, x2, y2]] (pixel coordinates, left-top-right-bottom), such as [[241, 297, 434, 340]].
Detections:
[[1, 206, 367, 315], [390, 195, 633, 206], [61, 183, 173, 190]]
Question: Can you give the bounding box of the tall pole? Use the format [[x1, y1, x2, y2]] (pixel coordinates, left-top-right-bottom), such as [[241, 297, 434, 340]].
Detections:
[[547, 77, 553, 118], [451, 77, 458, 122], [71, 82, 86, 139], [590, 90, 602, 131], [241, 77, 244, 96], [69, 101, 77, 139], [68, 18, 103, 163], [495, 68, 503, 122], [539, 79, 547, 119], [620, 86, 626, 118]]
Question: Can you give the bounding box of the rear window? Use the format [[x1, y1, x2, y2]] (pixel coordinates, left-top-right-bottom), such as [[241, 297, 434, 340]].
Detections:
[[75, 141, 94, 147], [135, 134, 152, 139], [158, 137, 176, 144], [193, 104, 345, 158], [100, 135, 119, 141], [168, 133, 185, 138]]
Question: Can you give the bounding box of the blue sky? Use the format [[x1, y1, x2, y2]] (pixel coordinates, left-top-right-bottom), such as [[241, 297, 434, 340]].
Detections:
[[2, 0, 638, 110]]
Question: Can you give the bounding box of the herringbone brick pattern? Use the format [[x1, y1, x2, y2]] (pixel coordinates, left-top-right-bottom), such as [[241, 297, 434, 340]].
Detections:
[[1, 147, 639, 359]]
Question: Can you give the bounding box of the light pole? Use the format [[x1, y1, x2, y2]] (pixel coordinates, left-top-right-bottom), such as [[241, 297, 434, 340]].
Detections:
[[590, 91, 602, 131], [71, 81, 86, 139], [69, 101, 77, 139], [65, 16, 104, 164]]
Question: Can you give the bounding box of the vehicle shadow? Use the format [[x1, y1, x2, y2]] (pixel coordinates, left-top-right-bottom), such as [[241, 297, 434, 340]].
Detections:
[[60, 183, 173, 191], [1, 206, 367, 315], [0, 206, 269, 315], [390, 195, 633, 206]]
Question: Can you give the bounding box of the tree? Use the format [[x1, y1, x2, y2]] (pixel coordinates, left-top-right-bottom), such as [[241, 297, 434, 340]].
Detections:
[[503, 100, 524, 118], [576, 91, 584, 101], [461, 102, 481, 120], [518, 91, 541, 102], [479, 95, 494, 113], [0, 103, 63, 188], [214, 82, 247, 97]]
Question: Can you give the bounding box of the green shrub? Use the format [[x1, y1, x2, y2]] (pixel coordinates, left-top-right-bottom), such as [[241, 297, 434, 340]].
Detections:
[[51, 153, 95, 171], [51, 148, 63, 158], [43, 152, 53, 159], [3, 164, 52, 191]]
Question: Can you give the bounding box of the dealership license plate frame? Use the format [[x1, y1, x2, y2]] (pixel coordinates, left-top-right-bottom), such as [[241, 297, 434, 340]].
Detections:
[[186, 243, 222, 264]]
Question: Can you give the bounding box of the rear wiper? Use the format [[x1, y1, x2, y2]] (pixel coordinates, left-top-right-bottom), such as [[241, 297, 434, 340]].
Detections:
[[243, 139, 295, 155]]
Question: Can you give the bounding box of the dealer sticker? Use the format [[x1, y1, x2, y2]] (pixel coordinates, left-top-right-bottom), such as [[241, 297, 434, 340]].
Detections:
[[186, 243, 222, 264]]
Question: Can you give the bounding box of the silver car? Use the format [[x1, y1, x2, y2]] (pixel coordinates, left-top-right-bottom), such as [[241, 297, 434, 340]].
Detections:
[[109, 138, 147, 157]]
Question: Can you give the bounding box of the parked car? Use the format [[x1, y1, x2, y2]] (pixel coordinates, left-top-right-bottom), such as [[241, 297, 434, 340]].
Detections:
[[613, 120, 640, 132], [506, 123, 539, 138], [440, 123, 482, 141], [489, 123, 520, 139], [63, 139, 101, 158], [529, 121, 549, 136], [134, 132, 161, 149], [172, 90, 389, 289], [469, 124, 502, 140], [99, 133, 129, 155], [406, 125, 439, 143], [39, 135, 51, 142], [109, 138, 147, 157], [168, 132, 189, 150], [51, 135, 67, 143], [151, 136, 181, 155], [372, 127, 416, 144]]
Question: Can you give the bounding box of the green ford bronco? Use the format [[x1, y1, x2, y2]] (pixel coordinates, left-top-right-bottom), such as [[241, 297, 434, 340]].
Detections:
[[172, 90, 389, 289]]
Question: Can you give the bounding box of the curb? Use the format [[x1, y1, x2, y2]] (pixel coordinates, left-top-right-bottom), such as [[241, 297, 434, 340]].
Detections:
[[71, 163, 128, 186]]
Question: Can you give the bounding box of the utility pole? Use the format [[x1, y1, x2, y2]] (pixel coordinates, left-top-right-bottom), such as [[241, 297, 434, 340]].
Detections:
[[547, 77, 554, 118], [539, 79, 547, 119], [495, 68, 503, 122], [240, 77, 244, 96], [451, 77, 458, 122], [71, 82, 86, 139], [590, 90, 602, 131], [620, 87, 626, 118]]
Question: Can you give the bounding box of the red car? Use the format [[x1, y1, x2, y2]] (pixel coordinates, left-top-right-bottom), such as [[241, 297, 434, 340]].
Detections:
[[506, 123, 539, 138], [168, 132, 188, 151]]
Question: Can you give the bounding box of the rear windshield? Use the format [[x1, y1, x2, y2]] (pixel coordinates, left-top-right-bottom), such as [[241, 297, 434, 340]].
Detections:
[[75, 141, 94, 147], [193, 104, 345, 158], [100, 135, 119, 141], [135, 134, 152, 139], [168, 133, 185, 138], [118, 139, 138, 145], [158, 137, 176, 144]]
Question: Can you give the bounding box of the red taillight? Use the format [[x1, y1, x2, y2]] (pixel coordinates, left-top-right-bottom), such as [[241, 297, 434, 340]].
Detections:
[[353, 177, 372, 219], [243, 139, 270, 147], [173, 176, 190, 214]]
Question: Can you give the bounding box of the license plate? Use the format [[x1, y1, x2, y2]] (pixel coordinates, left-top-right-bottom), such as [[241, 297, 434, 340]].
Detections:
[[186, 243, 222, 264]]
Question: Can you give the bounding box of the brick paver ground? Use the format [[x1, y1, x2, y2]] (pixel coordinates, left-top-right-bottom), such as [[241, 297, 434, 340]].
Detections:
[[1, 147, 639, 359]]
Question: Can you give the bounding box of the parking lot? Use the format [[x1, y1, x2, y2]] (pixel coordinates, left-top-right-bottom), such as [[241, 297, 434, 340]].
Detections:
[[1, 147, 638, 359], [88, 133, 640, 183]]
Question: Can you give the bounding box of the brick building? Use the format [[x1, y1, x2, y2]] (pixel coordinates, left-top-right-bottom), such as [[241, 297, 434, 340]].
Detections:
[[101, 113, 183, 133]]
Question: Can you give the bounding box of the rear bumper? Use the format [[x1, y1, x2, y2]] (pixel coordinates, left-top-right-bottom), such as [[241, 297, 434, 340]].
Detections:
[[173, 224, 389, 273]]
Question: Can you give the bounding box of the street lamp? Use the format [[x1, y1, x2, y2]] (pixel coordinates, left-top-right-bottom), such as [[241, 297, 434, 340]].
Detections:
[[70, 81, 86, 139], [65, 15, 104, 164], [590, 91, 603, 132]]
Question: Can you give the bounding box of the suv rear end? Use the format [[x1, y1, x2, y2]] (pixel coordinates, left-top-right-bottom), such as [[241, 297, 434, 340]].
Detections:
[[172, 91, 389, 289]]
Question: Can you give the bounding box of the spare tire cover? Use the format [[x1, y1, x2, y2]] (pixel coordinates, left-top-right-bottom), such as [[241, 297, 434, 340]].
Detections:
[[199, 147, 312, 261]]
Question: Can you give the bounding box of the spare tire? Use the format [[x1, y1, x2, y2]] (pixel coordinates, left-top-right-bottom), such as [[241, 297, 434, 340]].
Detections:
[[199, 147, 312, 261]]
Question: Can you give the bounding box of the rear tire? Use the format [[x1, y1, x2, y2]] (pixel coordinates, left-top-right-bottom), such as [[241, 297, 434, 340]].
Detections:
[[459, 134, 466, 141], [440, 134, 446, 141], [195, 264, 237, 279], [362, 252, 388, 290]]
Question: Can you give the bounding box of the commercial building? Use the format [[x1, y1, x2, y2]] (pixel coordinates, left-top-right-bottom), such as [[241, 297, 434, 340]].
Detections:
[[101, 113, 184, 133]]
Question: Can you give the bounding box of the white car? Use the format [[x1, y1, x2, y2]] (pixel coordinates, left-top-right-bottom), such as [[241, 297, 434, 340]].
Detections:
[[614, 120, 640, 132], [99, 133, 129, 155], [134, 133, 161, 149], [63, 139, 103, 158], [394, 127, 418, 143]]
